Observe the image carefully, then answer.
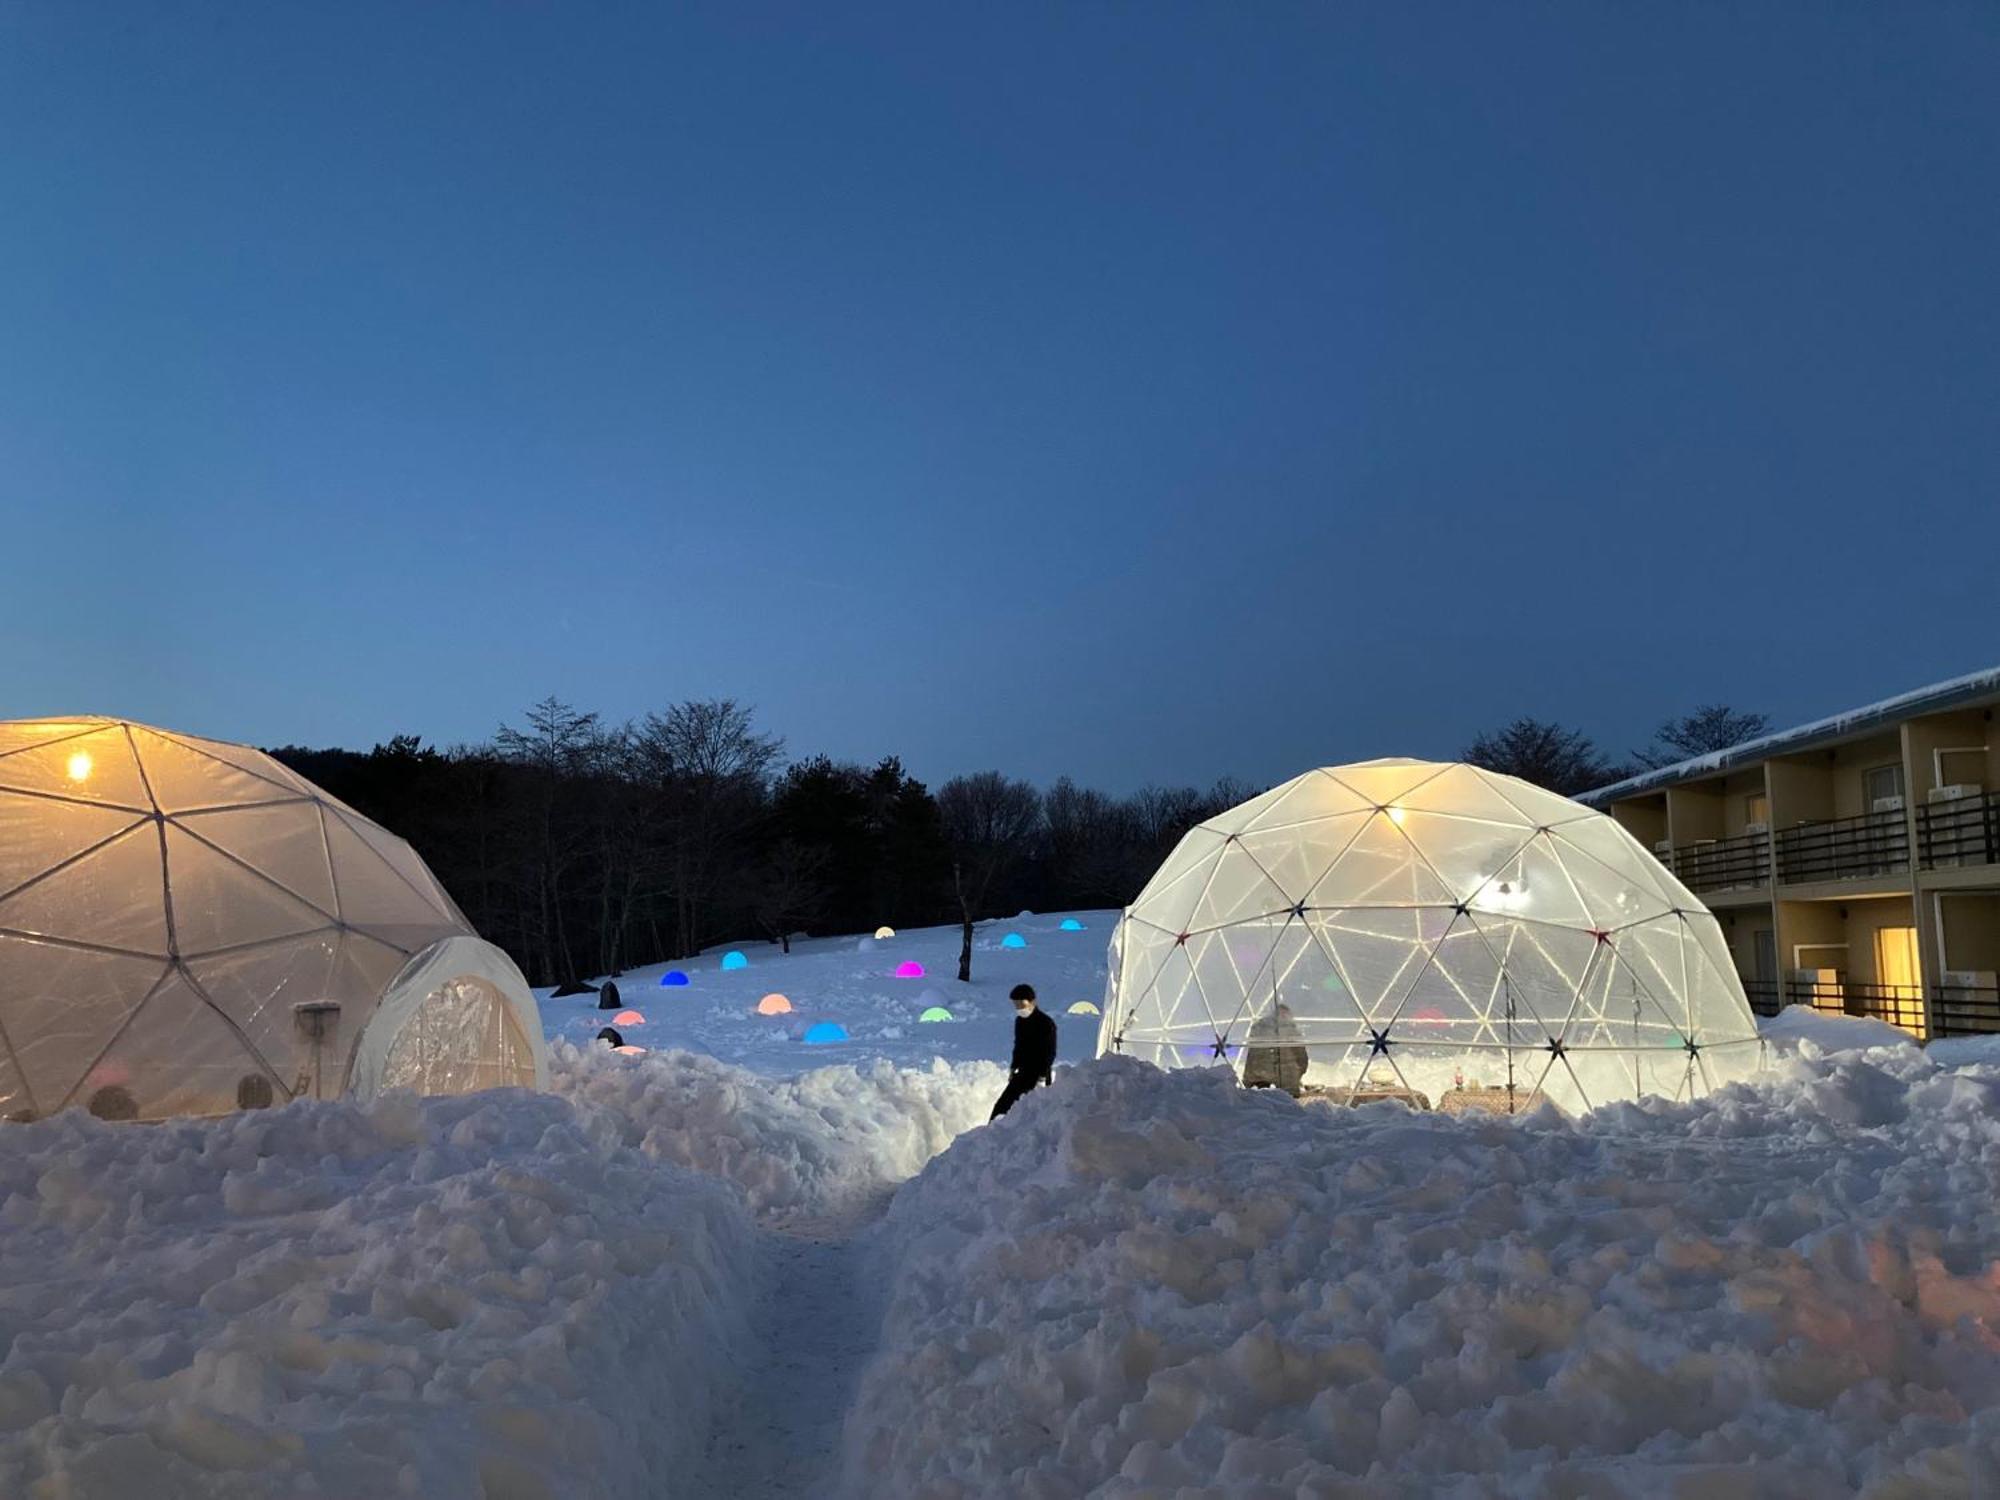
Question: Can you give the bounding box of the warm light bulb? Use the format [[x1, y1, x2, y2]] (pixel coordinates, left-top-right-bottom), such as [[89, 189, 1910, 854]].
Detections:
[[65, 751, 92, 783], [1385, 805, 1406, 826]]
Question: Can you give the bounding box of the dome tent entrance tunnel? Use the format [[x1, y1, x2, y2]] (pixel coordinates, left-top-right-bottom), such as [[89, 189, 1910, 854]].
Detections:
[[1097, 759, 1762, 1113], [0, 718, 546, 1121]]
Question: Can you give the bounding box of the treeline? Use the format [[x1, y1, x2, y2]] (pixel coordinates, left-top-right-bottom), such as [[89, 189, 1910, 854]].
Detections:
[[271, 697, 1253, 987], [272, 697, 1766, 986]]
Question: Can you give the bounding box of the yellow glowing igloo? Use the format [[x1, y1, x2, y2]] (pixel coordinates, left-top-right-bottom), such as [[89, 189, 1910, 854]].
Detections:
[[1098, 759, 1761, 1112], [0, 718, 546, 1121]]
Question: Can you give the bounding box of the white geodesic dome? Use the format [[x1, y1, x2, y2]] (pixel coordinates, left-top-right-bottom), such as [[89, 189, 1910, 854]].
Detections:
[[0, 718, 547, 1122], [1098, 759, 1761, 1112]]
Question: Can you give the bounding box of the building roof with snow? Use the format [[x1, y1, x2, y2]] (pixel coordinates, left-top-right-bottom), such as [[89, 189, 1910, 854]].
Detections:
[[1584, 664, 2000, 805]]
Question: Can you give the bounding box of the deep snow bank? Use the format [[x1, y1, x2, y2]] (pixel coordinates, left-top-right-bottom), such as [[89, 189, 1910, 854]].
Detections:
[[850, 1050, 2000, 1497], [0, 1088, 754, 1500], [549, 1041, 1006, 1222]]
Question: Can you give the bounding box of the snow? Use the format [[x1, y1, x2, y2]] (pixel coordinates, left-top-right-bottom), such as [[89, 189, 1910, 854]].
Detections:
[[850, 1050, 2000, 1496], [533, 911, 1116, 1079], [6, 907, 2000, 1497]]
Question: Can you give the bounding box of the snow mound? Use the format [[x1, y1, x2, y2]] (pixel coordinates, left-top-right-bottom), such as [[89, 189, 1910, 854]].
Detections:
[[549, 1042, 1004, 1223], [849, 1052, 2000, 1495], [1761, 1003, 1921, 1055], [0, 1089, 754, 1500]]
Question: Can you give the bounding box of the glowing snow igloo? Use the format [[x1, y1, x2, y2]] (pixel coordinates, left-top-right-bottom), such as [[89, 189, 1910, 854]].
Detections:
[[0, 717, 547, 1122], [1097, 759, 1761, 1113]]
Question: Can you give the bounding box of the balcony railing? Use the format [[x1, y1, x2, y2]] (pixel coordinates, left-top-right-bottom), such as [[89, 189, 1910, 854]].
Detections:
[[1741, 978, 1781, 1018], [1786, 977, 1927, 1037], [1917, 789, 2000, 870], [1669, 831, 1771, 893], [1933, 982, 2000, 1037], [1774, 809, 1910, 885]]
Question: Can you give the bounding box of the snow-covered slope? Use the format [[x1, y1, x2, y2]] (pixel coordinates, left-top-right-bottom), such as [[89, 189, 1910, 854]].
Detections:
[[536, 911, 1116, 1078], [850, 1050, 2000, 1496]]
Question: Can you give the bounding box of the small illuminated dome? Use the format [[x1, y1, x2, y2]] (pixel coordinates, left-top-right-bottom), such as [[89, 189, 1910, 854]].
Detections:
[[612, 1010, 645, 1026], [0, 717, 547, 1120], [918, 1006, 953, 1022], [612, 1044, 648, 1056], [720, 951, 749, 972], [1000, 932, 1028, 949], [756, 993, 793, 1016], [1100, 759, 1761, 1112], [894, 960, 925, 979], [874, 926, 896, 940], [1060, 917, 1086, 932], [660, 970, 691, 987], [802, 1021, 848, 1044], [1067, 1001, 1100, 1016]]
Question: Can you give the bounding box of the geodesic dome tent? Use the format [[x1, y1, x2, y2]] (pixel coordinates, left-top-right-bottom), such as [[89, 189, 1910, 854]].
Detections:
[[0, 718, 548, 1121], [1097, 759, 1761, 1112]]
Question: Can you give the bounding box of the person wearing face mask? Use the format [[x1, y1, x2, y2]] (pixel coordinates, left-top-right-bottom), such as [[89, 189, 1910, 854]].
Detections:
[[990, 983, 1058, 1120]]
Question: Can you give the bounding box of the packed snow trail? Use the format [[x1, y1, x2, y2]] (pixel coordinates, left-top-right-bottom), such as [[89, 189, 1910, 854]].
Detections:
[[692, 1191, 895, 1500]]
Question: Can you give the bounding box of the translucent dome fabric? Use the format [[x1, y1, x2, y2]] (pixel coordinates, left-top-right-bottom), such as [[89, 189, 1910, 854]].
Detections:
[[1098, 759, 1761, 1112], [0, 718, 546, 1121]]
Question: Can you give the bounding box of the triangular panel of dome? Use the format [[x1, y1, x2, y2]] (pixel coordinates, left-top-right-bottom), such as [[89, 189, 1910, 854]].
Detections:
[[322, 814, 459, 953], [1184, 925, 1292, 1036], [1322, 760, 1453, 808], [1184, 854, 1292, 933], [1232, 773, 1374, 836], [1463, 834, 1595, 928], [0, 725, 152, 811], [1461, 914, 1600, 1034], [1543, 819, 1685, 918], [176, 802, 338, 916], [1394, 813, 1535, 906], [1304, 813, 1459, 910], [0, 791, 147, 899], [1388, 763, 1547, 828], [82, 972, 273, 1119], [1305, 906, 1437, 1019], [0, 824, 170, 956], [150, 730, 318, 799], [1116, 940, 1207, 1036], [1231, 812, 1369, 905], [130, 728, 306, 813], [1470, 769, 1598, 829], [328, 808, 460, 922], [1127, 844, 1231, 942], [1130, 827, 1229, 911], [0, 938, 171, 1115], [1265, 924, 1370, 1030], [183, 929, 341, 1054], [165, 825, 337, 958], [0, 721, 105, 758]]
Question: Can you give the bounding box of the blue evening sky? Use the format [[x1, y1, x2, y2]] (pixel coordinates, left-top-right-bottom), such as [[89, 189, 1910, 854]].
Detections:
[[3, 3, 1996, 790]]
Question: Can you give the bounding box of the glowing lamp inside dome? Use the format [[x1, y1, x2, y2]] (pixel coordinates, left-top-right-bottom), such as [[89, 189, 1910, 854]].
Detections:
[[660, 970, 690, 987], [66, 751, 92, 783], [613, 1010, 645, 1026], [894, 961, 924, 979], [1067, 1001, 1099, 1016], [802, 1021, 848, 1044], [918, 1006, 953, 1022], [756, 993, 793, 1015], [612, 1044, 648, 1056], [1059, 918, 1085, 931], [1001, 932, 1027, 949], [720, 951, 749, 971], [874, 926, 896, 940]]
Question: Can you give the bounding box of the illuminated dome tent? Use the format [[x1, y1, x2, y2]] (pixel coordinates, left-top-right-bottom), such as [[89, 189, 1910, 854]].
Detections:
[[1097, 759, 1761, 1112], [0, 718, 548, 1121]]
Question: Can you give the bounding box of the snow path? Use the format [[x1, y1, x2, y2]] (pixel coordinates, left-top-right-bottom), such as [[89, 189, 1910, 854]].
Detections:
[[693, 1190, 895, 1500]]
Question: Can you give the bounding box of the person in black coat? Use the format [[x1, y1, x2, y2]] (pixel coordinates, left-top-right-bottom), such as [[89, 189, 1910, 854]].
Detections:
[[990, 983, 1058, 1119]]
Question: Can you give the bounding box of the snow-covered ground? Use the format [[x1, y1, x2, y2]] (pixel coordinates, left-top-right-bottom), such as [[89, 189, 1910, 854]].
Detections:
[[852, 1049, 2000, 1496], [535, 911, 1116, 1078], [3, 912, 2000, 1497]]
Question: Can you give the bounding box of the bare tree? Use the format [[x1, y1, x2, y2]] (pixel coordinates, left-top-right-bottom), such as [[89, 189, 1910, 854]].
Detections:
[[1633, 705, 1770, 770], [754, 839, 831, 953], [937, 772, 1043, 982], [495, 697, 602, 982], [1463, 717, 1629, 796], [635, 700, 783, 957]]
